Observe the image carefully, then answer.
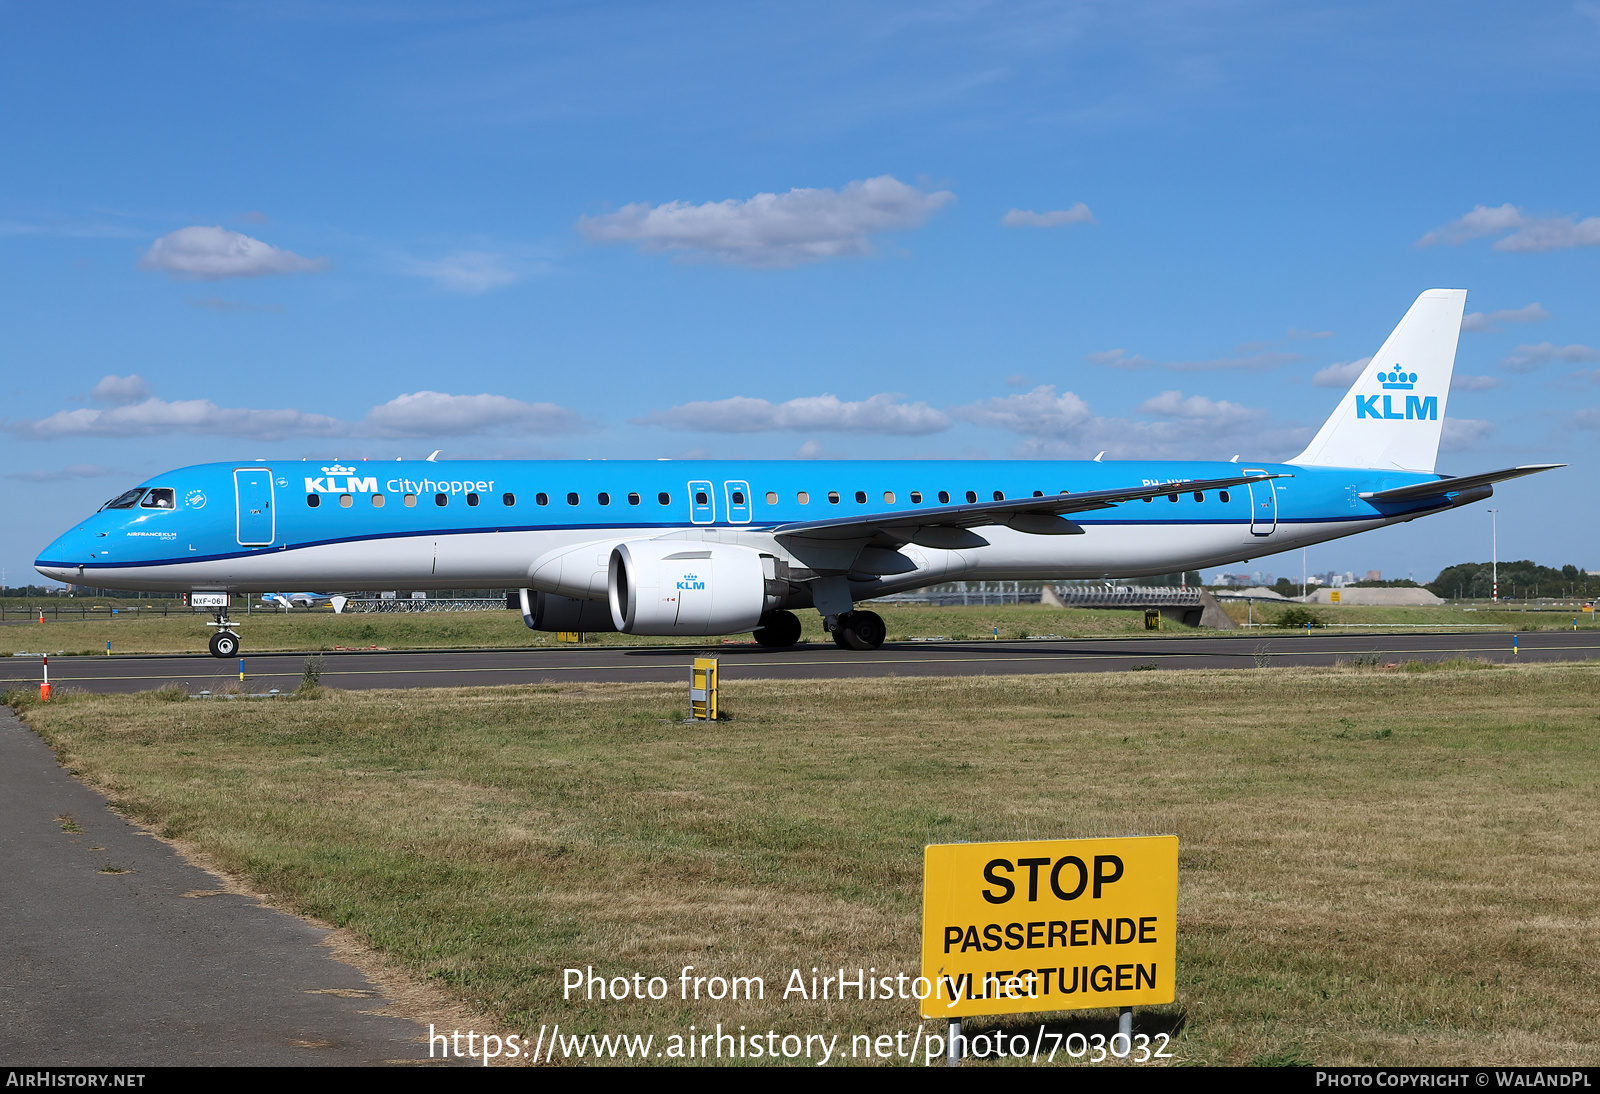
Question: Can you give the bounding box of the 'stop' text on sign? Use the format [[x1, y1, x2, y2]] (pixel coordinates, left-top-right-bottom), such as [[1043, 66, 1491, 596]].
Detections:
[[920, 835, 1177, 1018]]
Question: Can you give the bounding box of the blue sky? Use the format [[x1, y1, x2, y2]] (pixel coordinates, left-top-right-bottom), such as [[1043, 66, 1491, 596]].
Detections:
[[4, 1, 1599, 588]]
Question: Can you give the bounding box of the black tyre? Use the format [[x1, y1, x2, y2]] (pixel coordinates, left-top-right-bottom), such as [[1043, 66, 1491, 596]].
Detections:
[[835, 610, 886, 651], [209, 631, 239, 658], [752, 610, 802, 648]]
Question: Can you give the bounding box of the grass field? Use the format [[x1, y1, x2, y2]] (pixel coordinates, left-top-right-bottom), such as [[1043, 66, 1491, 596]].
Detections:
[[12, 662, 1598, 1066], [4, 600, 1595, 657]]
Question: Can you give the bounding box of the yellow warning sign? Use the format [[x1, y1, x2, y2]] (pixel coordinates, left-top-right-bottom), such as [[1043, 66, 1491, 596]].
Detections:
[[1329, 590, 1341, 603], [920, 836, 1177, 1018]]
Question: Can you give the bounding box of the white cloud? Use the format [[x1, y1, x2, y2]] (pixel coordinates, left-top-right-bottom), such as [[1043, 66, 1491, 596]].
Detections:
[[1450, 374, 1501, 392], [6, 463, 114, 483], [576, 175, 955, 268], [637, 393, 949, 434], [6, 389, 584, 440], [1440, 418, 1495, 452], [951, 385, 1093, 436], [139, 226, 328, 280], [1311, 357, 1372, 389], [1286, 328, 1334, 340], [1088, 347, 1300, 373], [362, 391, 582, 437], [1418, 205, 1600, 252], [1460, 303, 1549, 332], [955, 385, 1294, 460], [1136, 390, 1263, 427], [90, 374, 151, 406], [1501, 342, 1600, 373], [8, 399, 347, 441], [400, 250, 521, 293], [1001, 204, 1094, 228]]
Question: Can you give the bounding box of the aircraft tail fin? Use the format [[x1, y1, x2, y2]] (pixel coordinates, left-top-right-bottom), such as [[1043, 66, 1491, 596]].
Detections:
[[1291, 289, 1466, 472]]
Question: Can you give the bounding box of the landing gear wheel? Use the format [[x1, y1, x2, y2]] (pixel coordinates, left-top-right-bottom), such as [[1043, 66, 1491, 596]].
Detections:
[[209, 631, 239, 658], [832, 610, 886, 651], [752, 610, 803, 648]]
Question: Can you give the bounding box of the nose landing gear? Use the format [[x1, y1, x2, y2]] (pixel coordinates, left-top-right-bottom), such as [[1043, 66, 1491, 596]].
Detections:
[[199, 602, 241, 658]]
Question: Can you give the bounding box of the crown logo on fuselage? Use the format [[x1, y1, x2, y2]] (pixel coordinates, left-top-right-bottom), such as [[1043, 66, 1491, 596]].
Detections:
[[1379, 367, 1416, 390], [321, 464, 357, 475]]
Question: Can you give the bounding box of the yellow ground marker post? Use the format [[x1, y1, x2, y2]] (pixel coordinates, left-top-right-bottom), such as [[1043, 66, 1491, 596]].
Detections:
[[689, 657, 718, 721], [556, 631, 583, 644], [922, 835, 1177, 1064], [1143, 608, 1162, 631]]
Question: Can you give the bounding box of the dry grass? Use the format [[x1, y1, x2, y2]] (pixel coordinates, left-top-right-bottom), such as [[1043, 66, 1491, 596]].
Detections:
[[13, 662, 1600, 1066]]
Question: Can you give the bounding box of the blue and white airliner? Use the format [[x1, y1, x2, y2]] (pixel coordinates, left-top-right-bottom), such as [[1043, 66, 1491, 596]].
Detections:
[[35, 290, 1559, 657]]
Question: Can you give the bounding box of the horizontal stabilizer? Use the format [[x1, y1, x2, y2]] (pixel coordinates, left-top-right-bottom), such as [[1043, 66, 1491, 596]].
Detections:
[[1359, 464, 1564, 503]]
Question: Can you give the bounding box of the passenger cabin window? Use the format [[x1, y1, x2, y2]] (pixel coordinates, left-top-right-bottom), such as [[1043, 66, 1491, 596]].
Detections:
[[537, 493, 549, 506], [628, 493, 641, 505], [340, 494, 353, 507], [1219, 490, 1231, 503], [731, 491, 745, 505], [1168, 493, 1179, 502], [435, 493, 448, 506], [828, 492, 841, 504], [598, 492, 611, 506], [695, 491, 708, 505], [965, 491, 977, 503], [102, 489, 146, 510], [141, 489, 176, 509], [567, 492, 580, 506], [765, 492, 777, 504], [1193, 492, 1204, 503], [938, 491, 950, 504], [993, 491, 1004, 501], [372, 495, 385, 507], [797, 492, 809, 504], [854, 491, 866, 504], [307, 494, 321, 508], [658, 492, 671, 505], [404, 494, 417, 507], [910, 491, 922, 504], [1032, 490, 1044, 497], [503, 493, 516, 506], [466, 493, 480, 506], [883, 491, 895, 504]]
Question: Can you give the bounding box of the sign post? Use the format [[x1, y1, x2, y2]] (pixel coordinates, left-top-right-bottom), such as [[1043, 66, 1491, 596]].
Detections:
[[921, 835, 1177, 1063], [689, 657, 718, 721]]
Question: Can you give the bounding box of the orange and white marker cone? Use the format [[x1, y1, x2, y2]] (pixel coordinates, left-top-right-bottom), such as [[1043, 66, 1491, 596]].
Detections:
[[40, 654, 51, 701]]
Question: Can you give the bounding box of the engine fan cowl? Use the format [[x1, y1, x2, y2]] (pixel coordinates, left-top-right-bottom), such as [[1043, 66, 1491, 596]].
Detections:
[[608, 541, 767, 636]]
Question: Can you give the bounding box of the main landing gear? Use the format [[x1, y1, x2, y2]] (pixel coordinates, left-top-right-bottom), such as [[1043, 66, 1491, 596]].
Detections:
[[752, 610, 803, 649], [830, 609, 886, 651]]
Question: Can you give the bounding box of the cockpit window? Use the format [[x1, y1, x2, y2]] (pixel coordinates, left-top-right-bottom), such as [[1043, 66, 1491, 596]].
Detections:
[[101, 489, 147, 510], [140, 488, 176, 509]]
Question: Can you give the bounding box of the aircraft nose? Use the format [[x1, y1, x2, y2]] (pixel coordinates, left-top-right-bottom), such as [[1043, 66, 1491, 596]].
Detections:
[[35, 530, 91, 583]]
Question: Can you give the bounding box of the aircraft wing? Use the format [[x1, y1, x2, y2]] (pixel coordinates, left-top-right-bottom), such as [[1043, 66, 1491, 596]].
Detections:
[[769, 471, 1290, 551], [1359, 464, 1563, 504]]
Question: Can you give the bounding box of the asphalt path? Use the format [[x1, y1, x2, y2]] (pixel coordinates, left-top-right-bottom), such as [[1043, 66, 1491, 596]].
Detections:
[[4, 631, 1596, 695], [0, 707, 450, 1066]]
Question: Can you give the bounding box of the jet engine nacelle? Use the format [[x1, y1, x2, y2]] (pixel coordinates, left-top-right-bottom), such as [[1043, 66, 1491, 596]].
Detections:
[[608, 541, 768, 636], [517, 589, 619, 632]]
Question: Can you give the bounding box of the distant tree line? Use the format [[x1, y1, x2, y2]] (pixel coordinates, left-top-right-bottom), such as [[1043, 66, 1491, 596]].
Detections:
[[1427, 561, 1593, 600]]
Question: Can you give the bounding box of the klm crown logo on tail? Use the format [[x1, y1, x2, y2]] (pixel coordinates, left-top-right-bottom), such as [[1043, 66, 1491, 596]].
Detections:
[[1356, 368, 1436, 422]]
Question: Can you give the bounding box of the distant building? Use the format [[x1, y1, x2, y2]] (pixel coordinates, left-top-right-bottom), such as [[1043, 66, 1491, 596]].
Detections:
[[1365, 570, 1382, 582]]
